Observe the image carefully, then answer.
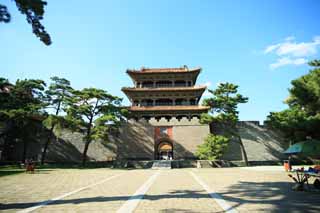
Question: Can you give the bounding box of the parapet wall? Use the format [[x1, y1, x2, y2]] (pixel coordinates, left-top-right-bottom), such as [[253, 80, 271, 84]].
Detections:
[[147, 117, 204, 126]]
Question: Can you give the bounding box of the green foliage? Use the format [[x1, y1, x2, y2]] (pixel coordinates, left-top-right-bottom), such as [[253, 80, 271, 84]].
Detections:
[[195, 134, 229, 160], [200, 82, 248, 137], [42, 114, 69, 137], [266, 108, 310, 141], [0, 4, 10, 23], [0, 0, 51, 45], [0, 78, 47, 131], [286, 63, 320, 115], [40, 77, 74, 164], [0, 78, 46, 115], [203, 83, 248, 116], [0, 78, 12, 113], [0, 78, 10, 88], [201, 82, 248, 128], [46, 77, 73, 109], [0, 76, 124, 164], [0, 78, 47, 161], [198, 82, 249, 164], [66, 87, 123, 132], [65, 87, 124, 165], [266, 59, 320, 142], [200, 113, 214, 124], [308, 60, 320, 67], [42, 76, 73, 129], [67, 88, 122, 125]]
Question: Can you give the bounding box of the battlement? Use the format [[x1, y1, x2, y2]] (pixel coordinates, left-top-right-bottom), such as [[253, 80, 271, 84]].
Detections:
[[128, 116, 204, 126]]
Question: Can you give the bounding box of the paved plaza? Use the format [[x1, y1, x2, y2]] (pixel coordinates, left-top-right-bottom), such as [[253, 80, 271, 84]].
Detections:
[[0, 167, 320, 212]]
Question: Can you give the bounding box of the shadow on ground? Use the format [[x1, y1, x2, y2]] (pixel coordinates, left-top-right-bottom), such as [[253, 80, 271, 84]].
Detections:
[[219, 180, 320, 212], [1, 184, 320, 212], [0, 169, 53, 177], [0, 189, 215, 211], [0, 170, 24, 177]]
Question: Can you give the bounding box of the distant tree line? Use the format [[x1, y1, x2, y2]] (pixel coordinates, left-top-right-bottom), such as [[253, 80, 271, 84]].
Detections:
[[0, 77, 127, 166]]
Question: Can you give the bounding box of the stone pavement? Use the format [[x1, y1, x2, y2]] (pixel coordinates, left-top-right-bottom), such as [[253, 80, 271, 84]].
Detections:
[[195, 167, 320, 212], [36, 170, 155, 213], [134, 170, 223, 213], [0, 169, 124, 213], [0, 167, 320, 212]]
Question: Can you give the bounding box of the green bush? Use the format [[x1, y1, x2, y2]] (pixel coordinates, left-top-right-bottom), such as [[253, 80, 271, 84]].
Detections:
[[195, 134, 229, 160]]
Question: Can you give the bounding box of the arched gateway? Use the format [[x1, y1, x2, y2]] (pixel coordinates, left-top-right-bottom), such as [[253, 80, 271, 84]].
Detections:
[[156, 140, 173, 160]]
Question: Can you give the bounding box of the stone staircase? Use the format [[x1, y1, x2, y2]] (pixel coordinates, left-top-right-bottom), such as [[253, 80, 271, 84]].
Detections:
[[152, 160, 172, 169]]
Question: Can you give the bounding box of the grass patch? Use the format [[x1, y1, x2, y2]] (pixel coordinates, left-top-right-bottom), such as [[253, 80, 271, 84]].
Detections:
[[0, 169, 25, 177], [0, 165, 22, 170], [0, 162, 115, 171]]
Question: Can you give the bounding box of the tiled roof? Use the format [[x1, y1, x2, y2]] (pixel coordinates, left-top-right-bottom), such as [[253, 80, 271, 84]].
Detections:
[[127, 67, 201, 74], [129, 106, 210, 111], [122, 85, 207, 92], [143, 67, 187, 72]]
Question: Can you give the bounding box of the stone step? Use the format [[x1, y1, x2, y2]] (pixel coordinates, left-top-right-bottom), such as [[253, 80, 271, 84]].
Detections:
[[152, 160, 172, 169]]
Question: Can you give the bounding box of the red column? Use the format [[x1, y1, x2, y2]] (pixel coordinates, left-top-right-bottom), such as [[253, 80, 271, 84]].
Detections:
[[167, 127, 173, 139]]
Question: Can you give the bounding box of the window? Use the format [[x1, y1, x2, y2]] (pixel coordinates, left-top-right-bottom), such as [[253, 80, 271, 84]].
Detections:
[[160, 127, 168, 136], [156, 81, 172, 87], [190, 99, 196, 105], [141, 99, 154, 106], [141, 81, 154, 88], [175, 80, 186, 87], [133, 100, 139, 106], [155, 99, 173, 106]]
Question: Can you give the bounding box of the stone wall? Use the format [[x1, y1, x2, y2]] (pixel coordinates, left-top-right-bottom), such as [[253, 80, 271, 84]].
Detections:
[[108, 118, 210, 160], [44, 118, 210, 161], [0, 120, 288, 163], [222, 121, 288, 161]]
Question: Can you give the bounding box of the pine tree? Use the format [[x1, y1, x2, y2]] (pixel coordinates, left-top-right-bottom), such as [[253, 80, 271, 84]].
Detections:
[[200, 82, 249, 165]]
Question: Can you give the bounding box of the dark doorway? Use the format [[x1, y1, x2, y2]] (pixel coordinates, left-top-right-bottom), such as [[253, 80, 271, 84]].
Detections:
[[156, 141, 173, 160]]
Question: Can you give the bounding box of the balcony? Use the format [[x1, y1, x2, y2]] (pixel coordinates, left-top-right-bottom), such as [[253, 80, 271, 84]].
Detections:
[[137, 80, 193, 88], [133, 98, 197, 107]]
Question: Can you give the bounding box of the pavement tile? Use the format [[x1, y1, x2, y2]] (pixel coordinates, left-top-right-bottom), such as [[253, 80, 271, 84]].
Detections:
[[1, 167, 320, 212]]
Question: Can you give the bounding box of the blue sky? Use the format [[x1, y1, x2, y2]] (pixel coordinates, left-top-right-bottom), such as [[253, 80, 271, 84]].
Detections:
[[1, 0, 320, 122]]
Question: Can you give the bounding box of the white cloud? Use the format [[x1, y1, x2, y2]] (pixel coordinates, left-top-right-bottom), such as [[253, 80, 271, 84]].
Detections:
[[264, 43, 281, 54], [264, 36, 320, 69], [265, 36, 320, 57], [270, 57, 307, 69], [285, 36, 295, 41]]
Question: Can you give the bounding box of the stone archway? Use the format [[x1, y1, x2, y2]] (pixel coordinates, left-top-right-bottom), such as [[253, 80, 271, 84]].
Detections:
[[156, 140, 173, 160]]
